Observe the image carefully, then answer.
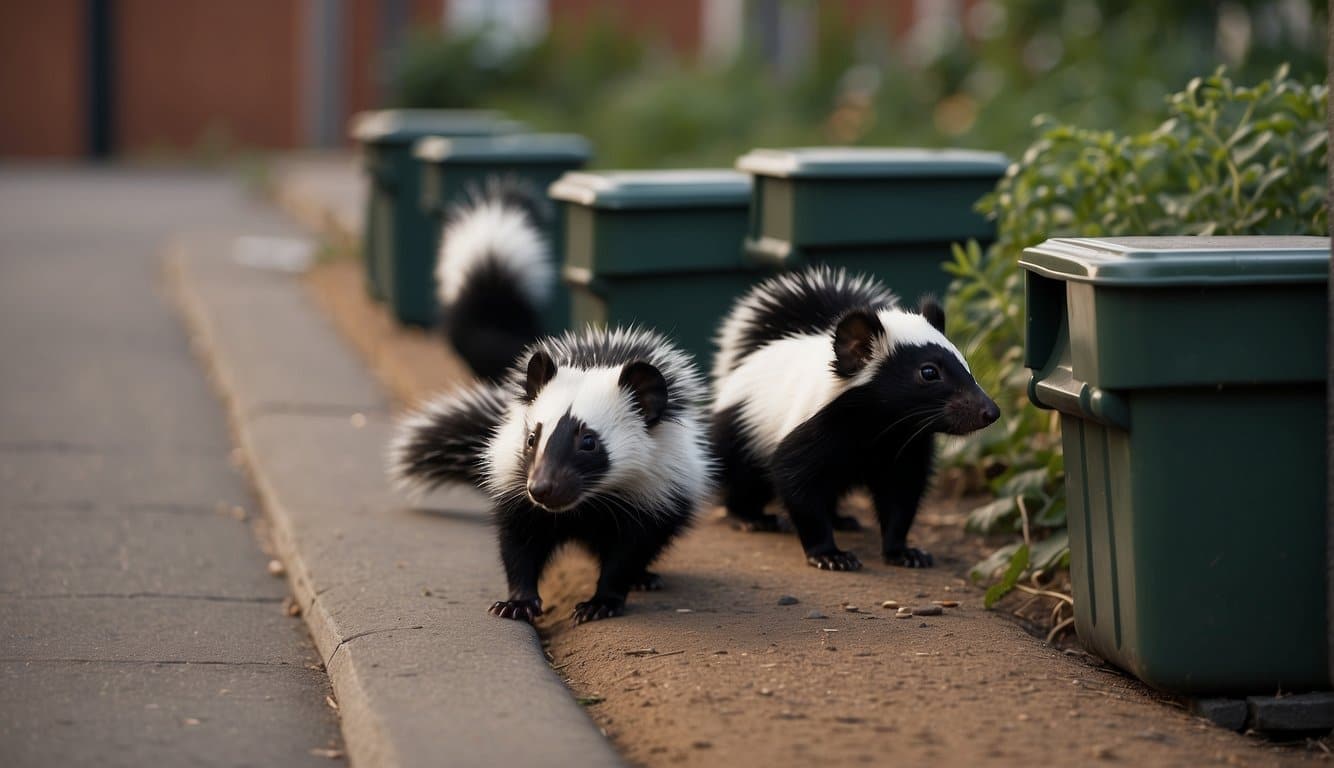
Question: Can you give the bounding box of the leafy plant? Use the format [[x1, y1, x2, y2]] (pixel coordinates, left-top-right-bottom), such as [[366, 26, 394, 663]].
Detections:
[[951, 65, 1329, 604]]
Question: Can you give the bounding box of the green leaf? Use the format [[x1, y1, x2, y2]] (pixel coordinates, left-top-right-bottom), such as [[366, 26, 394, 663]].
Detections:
[[984, 544, 1030, 608], [1029, 530, 1071, 572], [966, 497, 1018, 534]]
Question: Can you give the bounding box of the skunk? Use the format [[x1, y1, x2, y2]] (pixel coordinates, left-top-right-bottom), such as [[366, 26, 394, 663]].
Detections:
[[711, 266, 999, 571], [391, 327, 710, 624], [436, 176, 555, 381]]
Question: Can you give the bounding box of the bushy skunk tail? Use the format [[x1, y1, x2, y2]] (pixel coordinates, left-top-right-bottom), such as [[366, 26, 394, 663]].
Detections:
[[388, 382, 509, 492], [436, 176, 554, 382]]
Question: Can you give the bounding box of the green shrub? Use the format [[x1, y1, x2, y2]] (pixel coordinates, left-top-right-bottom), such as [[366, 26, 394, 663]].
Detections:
[[947, 65, 1328, 605]]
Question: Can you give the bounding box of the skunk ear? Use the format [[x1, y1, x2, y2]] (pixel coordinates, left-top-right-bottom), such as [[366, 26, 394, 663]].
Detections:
[[524, 351, 557, 401], [918, 295, 945, 333], [618, 361, 668, 428], [832, 309, 886, 378]]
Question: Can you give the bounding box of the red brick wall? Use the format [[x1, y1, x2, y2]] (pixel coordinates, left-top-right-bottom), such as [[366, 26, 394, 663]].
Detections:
[[0, 1, 85, 157], [547, 0, 702, 55], [113, 0, 303, 152]]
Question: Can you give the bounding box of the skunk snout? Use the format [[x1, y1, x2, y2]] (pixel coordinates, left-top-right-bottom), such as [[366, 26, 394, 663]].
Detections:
[[945, 388, 1001, 435], [527, 467, 581, 511]]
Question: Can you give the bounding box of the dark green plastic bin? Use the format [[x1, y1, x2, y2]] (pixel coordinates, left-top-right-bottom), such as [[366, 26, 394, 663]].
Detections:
[[736, 147, 1008, 301], [1020, 235, 1329, 695], [350, 110, 522, 323], [548, 170, 754, 362], [414, 134, 592, 334]]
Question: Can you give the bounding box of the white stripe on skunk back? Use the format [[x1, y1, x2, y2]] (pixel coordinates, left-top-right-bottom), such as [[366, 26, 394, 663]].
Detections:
[[712, 266, 896, 382], [435, 199, 553, 307]]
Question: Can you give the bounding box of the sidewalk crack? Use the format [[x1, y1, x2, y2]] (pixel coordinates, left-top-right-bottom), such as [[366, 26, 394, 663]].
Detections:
[[325, 625, 426, 667]]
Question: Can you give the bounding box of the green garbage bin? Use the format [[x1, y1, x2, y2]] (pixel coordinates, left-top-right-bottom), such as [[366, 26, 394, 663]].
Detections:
[[349, 110, 522, 321], [414, 133, 592, 334], [548, 170, 753, 363], [736, 147, 1008, 301], [1020, 235, 1329, 696]]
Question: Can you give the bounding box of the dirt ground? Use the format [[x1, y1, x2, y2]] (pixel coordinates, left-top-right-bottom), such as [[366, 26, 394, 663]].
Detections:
[[306, 258, 1331, 767]]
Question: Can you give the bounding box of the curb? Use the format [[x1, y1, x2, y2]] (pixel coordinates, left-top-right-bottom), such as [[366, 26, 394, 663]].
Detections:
[[166, 234, 622, 768]]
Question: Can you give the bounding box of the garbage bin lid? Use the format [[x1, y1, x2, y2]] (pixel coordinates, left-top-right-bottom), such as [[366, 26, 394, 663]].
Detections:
[[735, 147, 1010, 179], [349, 110, 523, 143], [413, 133, 592, 164], [548, 170, 751, 209], [1020, 236, 1330, 286]]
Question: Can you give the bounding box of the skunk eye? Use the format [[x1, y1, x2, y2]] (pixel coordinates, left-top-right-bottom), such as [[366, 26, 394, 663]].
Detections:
[[578, 434, 597, 452], [525, 431, 537, 449], [919, 364, 941, 382]]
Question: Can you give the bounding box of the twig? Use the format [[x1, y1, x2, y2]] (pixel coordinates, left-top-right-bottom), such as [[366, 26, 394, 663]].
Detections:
[[1014, 583, 1074, 605], [1046, 616, 1076, 645], [1016, 496, 1033, 549]]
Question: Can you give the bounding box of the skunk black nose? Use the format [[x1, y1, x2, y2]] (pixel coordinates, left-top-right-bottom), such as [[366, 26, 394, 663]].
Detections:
[[528, 479, 554, 504], [980, 399, 1000, 426]]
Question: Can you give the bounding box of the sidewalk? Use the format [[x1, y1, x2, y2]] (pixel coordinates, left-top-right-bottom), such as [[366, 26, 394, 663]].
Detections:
[[0, 169, 342, 767]]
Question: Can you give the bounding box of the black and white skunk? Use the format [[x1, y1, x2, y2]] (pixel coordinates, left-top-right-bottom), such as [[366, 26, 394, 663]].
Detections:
[[711, 266, 999, 571], [391, 327, 710, 624], [436, 176, 555, 381]]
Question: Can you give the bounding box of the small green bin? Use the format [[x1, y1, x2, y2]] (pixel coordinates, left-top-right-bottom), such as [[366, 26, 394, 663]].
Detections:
[[349, 110, 522, 322], [414, 133, 592, 334], [548, 170, 754, 363], [736, 147, 1008, 301], [1020, 235, 1329, 695]]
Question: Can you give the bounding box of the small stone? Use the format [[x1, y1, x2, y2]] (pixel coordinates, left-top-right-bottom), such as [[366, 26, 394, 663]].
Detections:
[[933, 600, 960, 608], [880, 600, 898, 610], [282, 596, 301, 617], [675, 608, 693, 614], [267, 559, 285, 577], [895, 608, 912, 619], [759, 688, 774, 697], [692, 740, 712, 749], [915, 592, 929, 599], [777, 595, 799, 606], [183, 718, 201, 726], [349, 412, 367, 428], [843, 605, 859, 612], [804, 610, 828, 620], [912, 605, 944, 617]]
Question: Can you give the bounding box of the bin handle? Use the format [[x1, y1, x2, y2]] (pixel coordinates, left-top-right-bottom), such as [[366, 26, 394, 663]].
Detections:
[[743, 236, 801, 269], [562, 265, 609, 298], [1029, 364, 1131, 430]]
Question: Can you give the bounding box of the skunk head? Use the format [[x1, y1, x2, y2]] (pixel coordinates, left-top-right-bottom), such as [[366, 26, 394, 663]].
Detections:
[[515, 350, 669, 511], [833, 297, 999, 437]]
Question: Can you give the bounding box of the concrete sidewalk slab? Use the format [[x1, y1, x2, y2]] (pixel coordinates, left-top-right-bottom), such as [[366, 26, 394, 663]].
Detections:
[[168, 235, 622, 768], [1, 661, 334, 768]]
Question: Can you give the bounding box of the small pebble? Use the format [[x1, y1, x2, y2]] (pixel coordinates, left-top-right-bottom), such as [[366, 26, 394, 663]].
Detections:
[[843, 605, 859, 612], [777, 595, 799, 606], [895, 608, 912, 619], [912, 605, 944, 617], [880, 600, 898, 610], [759, 688, 774, 696], [933, 600, 960, 608], [675, 608, 693, 614], [804, 610, 828, 620], [692, 740, 713, 750], [267, 559, 286, 577]]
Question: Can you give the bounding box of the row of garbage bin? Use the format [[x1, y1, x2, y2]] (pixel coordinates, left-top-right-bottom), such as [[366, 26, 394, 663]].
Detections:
[[352, 109, 1331, 699], [350, 109, 1006, 361]]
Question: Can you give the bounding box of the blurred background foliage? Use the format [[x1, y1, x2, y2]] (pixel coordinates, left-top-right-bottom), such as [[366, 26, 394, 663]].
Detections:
[[393, 0, 1326, 166]]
